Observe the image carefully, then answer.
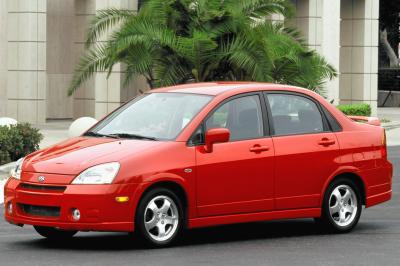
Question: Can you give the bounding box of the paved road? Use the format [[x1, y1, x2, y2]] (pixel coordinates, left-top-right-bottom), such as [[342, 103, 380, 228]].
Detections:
[[0, 147, 399, 266]]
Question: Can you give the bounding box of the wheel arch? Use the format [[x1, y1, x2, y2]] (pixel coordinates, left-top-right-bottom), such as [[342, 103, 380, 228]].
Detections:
[[133, 180, 190, 228], [321, 172, 366, 206]]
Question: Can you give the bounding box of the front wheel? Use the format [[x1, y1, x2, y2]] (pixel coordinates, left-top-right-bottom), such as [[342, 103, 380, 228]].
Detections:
[[34, 226, 77, 240], [135, 188, 183, 247], [317, 178, 362, 233]]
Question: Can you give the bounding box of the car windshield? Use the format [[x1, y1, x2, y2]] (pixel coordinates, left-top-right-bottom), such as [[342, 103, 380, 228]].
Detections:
[[88, 92, 213, 140]]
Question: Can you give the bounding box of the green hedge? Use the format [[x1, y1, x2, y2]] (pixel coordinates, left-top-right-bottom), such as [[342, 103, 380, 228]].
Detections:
[[0, 123, 43, 165], [336, 103, 371, 116]]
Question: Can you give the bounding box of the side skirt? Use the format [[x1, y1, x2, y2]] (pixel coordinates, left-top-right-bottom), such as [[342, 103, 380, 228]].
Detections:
[[188, 208, 321, 229]]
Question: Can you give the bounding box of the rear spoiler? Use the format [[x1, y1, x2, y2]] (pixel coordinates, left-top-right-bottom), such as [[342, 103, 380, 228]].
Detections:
[[347, 115, 381, 126]]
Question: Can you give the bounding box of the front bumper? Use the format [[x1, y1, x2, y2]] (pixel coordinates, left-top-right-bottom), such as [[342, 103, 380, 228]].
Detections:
[[4, 177, 139, 232]]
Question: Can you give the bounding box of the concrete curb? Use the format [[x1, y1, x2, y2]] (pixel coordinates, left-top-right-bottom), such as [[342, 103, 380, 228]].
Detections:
[[382, 121, 400, 130]]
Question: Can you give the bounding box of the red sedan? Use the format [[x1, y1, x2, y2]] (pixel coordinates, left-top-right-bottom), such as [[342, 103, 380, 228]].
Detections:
[[4, 82, 392, 247]]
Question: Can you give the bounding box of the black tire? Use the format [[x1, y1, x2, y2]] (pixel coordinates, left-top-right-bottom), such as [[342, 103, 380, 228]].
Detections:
[[34, 226, 77, 240], [135, 188, 184, 248], [317, 178, 362, 233]]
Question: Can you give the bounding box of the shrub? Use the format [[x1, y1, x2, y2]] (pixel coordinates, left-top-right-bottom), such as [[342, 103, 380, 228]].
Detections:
[[0, 123, 43, 165], [336, 103, 371, 116]]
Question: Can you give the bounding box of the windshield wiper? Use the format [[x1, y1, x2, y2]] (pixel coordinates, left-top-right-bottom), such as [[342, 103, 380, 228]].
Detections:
[[83, 131, 119, 139], [108, 133, 158, 141]]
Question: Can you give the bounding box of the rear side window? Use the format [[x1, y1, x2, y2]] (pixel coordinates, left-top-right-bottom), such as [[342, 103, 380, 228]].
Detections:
[[321, 105, 342, 132], [206, 95, 264, 141], [267, 94, 324, 135]]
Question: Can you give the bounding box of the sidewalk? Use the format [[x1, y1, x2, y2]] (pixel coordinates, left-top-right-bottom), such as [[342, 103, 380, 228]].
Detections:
[[35, 119, 72, 149], [378, 107, 400, 146]]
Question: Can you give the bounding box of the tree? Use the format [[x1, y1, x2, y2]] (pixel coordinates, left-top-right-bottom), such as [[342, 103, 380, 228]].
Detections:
[[379, 0, 400, 67], [68, 0, 336, 97]]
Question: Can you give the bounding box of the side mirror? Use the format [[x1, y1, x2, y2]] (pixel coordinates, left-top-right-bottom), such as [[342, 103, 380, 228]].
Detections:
[[205, 128, 230, 153]]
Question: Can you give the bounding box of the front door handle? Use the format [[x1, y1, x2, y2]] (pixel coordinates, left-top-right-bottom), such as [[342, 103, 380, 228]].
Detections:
[[249, 145, 270, 153], [318, 138, 336, 146]]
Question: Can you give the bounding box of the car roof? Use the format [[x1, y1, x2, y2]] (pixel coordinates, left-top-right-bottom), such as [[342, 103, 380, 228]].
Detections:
[[150, 82, 311, 96]]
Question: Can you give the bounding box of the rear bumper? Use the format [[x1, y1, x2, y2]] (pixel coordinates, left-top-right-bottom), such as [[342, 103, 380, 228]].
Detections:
[[366, 190, 392, 208], [365, 162, 393, 208], [4, 178, 139, 232]]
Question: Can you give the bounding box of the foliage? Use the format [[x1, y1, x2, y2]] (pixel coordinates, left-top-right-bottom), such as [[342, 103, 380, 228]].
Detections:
[[336, 103, 371, 117], [0, 123, 43, 165], [69, 0, 337, 97]]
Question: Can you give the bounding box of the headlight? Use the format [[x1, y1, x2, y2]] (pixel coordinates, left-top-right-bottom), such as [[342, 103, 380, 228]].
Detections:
[[72, 162, 120, 184], [11, 157, 25, 180]]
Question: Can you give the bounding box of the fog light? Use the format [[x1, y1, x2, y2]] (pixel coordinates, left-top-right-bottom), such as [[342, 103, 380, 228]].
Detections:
[[71, 208, 81, 221], [7, 202, 13, 214]]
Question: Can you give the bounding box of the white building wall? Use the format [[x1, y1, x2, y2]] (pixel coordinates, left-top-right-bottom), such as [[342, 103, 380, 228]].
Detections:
[[0, 0, 383, 122], [0, 0, 7, 117], [46, 0, 75, 119], [340, 0, 380, 115], [5, 0, 47, 123], [72, 0, 144, 120], [321, 0, 341, 104], [73, 0, 96, 118], [289, 0, 323, 53]]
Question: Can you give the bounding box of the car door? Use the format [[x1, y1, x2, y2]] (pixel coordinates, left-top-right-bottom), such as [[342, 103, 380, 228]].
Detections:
[[193, 93, 275, 217], [264, 92, 340, 210]]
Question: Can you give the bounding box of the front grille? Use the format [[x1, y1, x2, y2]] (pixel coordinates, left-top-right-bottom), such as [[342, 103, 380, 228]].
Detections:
[[18, 204, 60, 218], [20, 183, 66, 192]]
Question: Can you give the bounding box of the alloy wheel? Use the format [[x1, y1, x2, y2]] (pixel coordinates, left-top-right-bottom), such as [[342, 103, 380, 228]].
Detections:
[[328, 184, 358, 227], [144, 195, 179, 242]]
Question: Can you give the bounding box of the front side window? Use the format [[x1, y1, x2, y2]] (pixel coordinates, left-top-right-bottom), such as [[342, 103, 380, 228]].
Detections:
[[91, 93, 212, 140], [267, 93, 324, 135], [205, 95, 264, 141]]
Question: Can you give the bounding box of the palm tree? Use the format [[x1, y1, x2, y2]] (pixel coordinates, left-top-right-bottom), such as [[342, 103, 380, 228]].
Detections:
[[68, 0, 337, 97]]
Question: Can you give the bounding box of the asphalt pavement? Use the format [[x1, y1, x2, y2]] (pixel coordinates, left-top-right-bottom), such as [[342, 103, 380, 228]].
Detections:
[[0, 147, 399, 266]]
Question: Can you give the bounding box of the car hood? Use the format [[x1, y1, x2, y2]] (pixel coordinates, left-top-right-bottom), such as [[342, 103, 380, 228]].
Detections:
[[24, 137, 163, 175]]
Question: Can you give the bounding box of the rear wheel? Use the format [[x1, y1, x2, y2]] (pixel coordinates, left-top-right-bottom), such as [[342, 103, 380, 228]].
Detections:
[[135, 188, 183, 247], [317, 178, 362, 233], [34, 226, 77, 239]]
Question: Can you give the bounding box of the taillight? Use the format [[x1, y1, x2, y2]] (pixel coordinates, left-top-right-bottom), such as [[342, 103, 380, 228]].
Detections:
[[381, 129, 387, 158]]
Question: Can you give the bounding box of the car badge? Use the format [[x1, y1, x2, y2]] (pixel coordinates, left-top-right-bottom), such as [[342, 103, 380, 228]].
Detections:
[[38, 176, 45, 183]]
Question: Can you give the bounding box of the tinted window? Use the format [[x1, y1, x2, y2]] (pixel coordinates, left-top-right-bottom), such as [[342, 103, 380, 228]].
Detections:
[[267, 94, 324, 135], [205, 95, 264, 141], [321, 105, 342, 132]]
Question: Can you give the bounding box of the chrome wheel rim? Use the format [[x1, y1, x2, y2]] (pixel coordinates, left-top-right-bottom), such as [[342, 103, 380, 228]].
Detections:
[[329, 185, 358, 227], [144, 195, 179, 242]]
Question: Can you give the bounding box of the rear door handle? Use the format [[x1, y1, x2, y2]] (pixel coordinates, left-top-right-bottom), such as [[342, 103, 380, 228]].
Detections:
[[318, 138, 336, 146], [249, 145, 270, 153]]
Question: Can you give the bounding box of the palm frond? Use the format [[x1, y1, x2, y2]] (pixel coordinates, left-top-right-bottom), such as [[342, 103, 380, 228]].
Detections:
[[153, 56, 190, 86], [70, 0, 337, 98], [220, 34, 272, 81], [68, 44, 113, 95], [85, 8, 135, 48]]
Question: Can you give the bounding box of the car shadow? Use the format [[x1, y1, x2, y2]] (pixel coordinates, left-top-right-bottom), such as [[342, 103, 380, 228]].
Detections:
[[9, 218, 381, 251]]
